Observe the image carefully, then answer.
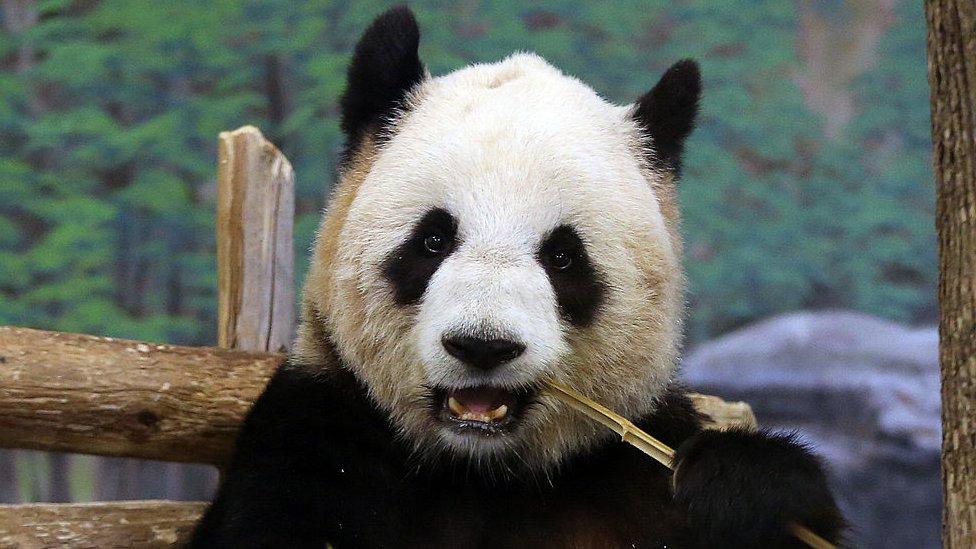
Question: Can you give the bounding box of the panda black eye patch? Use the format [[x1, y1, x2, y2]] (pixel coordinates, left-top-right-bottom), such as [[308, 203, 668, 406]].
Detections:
[[537, 225, 607, 327], [382, 208, 459, 306]]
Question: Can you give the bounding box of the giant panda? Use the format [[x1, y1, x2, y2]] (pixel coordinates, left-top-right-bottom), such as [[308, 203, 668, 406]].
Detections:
[[190, 6, 844, 548]]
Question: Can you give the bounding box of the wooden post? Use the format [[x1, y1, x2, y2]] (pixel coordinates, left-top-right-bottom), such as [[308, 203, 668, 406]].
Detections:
[[925, 2, 976, 546], [217, 126, 296, 353]]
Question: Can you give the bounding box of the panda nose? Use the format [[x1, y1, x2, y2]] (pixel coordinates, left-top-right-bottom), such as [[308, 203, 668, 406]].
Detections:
[[441, 335, 526, 370]]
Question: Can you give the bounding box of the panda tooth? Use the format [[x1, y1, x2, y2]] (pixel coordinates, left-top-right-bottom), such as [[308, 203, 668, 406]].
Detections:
[[487, 404, 509, 421], [448, 396, 466, 417]]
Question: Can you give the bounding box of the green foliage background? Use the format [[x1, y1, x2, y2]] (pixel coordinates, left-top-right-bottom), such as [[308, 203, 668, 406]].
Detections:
[[0, 0, 934, 346]]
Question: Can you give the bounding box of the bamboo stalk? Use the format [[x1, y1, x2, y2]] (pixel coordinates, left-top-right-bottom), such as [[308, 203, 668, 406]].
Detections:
[[543, 380, 836, 549], [789, 522, 836, 549], [543, 380, 675, 466]]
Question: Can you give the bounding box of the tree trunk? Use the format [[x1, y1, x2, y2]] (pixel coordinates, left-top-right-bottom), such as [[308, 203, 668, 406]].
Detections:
[[925, 2, 976, 547]]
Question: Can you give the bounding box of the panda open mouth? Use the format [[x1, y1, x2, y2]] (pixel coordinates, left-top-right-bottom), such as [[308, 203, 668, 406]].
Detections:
[[431, 385, 535, 436]]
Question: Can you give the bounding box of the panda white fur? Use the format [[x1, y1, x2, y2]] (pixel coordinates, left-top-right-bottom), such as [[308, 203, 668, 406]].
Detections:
[[191, 7, 844, 548]]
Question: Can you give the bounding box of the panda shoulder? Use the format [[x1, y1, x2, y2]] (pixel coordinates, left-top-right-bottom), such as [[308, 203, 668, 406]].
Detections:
[[234, 357, 393, 455]]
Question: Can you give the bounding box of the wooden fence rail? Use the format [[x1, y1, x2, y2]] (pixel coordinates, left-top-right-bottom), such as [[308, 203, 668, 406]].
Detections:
[[0, 501, 206, 548], [0, 326, 282, 467]]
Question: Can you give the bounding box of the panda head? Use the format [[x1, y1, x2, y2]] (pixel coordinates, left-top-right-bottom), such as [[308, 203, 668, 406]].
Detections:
[[301, 7, 700, 471]]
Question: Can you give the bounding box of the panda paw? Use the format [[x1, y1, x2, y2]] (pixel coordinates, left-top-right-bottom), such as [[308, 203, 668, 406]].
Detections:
[[671, 428, 845, 548]]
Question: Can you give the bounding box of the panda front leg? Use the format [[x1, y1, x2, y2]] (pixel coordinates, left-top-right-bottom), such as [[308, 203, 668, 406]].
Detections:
[[671, 428, 845, 548], [188, 363, 404, 548]]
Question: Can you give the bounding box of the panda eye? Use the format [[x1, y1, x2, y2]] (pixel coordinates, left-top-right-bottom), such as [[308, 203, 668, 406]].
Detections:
[[548, 250, 573, 271], [423, 233, 448, 254]]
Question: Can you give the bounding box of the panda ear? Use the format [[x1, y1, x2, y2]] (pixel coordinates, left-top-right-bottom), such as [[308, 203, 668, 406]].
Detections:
[[632, 59, 701, 176], [339, 6, 425, 154]]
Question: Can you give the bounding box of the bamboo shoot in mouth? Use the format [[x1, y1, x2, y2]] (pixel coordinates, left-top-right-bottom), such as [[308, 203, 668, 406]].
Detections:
[[542, 380, 836, 549]]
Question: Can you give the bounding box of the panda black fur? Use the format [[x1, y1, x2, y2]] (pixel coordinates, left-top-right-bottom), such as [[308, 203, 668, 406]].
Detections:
[[190, 7, 844, 548]]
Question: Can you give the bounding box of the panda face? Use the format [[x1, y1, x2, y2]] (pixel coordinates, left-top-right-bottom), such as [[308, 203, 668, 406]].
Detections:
[[310, 52, 693, 468]]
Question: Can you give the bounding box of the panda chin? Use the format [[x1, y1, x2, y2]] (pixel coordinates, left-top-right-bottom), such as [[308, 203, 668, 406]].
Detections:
[[430, 385, 536, 437]]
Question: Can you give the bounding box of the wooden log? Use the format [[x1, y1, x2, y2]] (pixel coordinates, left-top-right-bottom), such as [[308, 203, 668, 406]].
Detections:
[[0, 326, 282, 466], [925, 2, 976, 546], [217, 125, 296, 353], [0, 501, 205, 548]]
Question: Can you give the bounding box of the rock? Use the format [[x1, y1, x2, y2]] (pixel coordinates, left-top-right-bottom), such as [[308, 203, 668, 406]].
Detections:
[[683, 310, 939, 549]]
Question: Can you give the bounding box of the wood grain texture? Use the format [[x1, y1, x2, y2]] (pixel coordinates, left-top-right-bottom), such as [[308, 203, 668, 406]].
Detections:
[[926, 2, 976, 546], [0, 501, 206, 548], [0, 326, 282, 466], [217, 125, 296, 353]]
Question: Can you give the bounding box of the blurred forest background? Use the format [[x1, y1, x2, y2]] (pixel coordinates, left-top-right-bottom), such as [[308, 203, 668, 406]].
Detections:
[[0, 0, 936, 547]]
